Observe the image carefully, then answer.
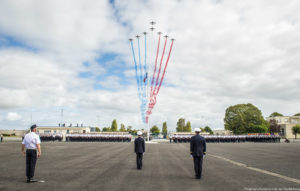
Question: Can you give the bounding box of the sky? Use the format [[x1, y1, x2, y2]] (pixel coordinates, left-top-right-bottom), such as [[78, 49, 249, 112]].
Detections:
[[0, 0, 300, 131]]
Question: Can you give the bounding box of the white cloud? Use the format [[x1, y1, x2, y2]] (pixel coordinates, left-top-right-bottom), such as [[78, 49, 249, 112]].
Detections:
[[6, 112, 22, 121], [0, 0, 300, 131]]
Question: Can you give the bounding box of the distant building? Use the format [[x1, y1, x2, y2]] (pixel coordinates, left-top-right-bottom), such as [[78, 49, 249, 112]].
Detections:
[[170, 132, 210, 136], [213, 130, 233, 135], [0, 130, 27, 136], [266, 116, 300, 139], [37, 126, 91, 135]]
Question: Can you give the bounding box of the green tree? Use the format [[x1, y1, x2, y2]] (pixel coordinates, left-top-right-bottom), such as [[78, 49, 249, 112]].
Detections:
[[151, 125, 160, 135], [126, 126, 132, 132], [269, 112, 283, 117], [162, 122, 168, 135], [102, 127, 111, 132], [176, 118, 185, 132], [292, 125, 300, 139], [269, 119, 280, 134], [95, 127, 101, 132], [204, 126, 214, 134], [293, 113, 300, 116], [120, 124, 126, 132], [111, 119, 118, 132], [184, 121, 192, 132], [252, 124, 268, 133], [131, 129, 137, 135], [224, 103, 267, 134]]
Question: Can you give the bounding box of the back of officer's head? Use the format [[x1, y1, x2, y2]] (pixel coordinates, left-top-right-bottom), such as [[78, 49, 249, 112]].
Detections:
[[194, 128, 201, 134], [30, 124, 37, 132], [137, 131, 142, 137]]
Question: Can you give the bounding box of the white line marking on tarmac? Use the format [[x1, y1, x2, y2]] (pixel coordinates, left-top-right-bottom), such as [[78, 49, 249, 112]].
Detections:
[[145, 141, 158, 144], [208, 154, 300, 184]]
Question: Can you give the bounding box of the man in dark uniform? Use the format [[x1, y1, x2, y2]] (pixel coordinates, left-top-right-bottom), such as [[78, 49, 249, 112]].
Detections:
[[21, 125, 41, 183], [190, 128, 206, 179], [134, 131, 145, 170]]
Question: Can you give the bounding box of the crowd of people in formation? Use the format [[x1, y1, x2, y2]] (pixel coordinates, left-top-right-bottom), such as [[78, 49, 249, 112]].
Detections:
[[39, 133, 63, 142], [170, 134, 281, 143], [65, 134, 132, 142], [22, 133, 63, 142]]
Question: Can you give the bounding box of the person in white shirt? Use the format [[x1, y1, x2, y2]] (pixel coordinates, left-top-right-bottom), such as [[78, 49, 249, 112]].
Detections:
[[21, 124, 41, 183]]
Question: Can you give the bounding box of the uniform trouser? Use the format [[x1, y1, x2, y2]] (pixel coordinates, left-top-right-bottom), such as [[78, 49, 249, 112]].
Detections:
[[193, 156, 203, 178], [136, 153, 143, 169], [26, 149, 37, 178]]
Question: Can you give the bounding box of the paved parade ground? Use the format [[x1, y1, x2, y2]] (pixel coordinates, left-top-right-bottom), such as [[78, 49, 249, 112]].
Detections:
[[0, 141, 300, 191]]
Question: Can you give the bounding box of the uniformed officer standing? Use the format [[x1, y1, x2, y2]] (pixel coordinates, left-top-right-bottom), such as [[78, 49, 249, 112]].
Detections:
[[0, 134, 3, 142], [21, 125, 41, 183], [134, 131, 145, 170], [190, 128, 206, 179]]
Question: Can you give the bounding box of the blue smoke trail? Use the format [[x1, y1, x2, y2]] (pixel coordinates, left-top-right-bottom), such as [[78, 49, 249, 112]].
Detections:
[[137, 36, 147, 123], [130, 35, 149, 124], [142, 34, 148, 123], [137, 37, 143, 94], [144, 34, 147, 83], [130, 40, 142, 102]]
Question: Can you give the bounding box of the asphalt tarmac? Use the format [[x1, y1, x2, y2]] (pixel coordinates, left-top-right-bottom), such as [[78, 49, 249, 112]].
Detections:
[[0, 141, 299, 191]]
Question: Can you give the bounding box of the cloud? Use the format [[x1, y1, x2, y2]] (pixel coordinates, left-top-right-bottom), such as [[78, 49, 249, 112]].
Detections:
[[6, 112, 22, 121], [0, 0, 300, 131]]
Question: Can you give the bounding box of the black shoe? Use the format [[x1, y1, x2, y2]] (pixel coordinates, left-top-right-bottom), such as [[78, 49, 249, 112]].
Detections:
[[29, 178, 38, 183], [26, 179, 30, 183]]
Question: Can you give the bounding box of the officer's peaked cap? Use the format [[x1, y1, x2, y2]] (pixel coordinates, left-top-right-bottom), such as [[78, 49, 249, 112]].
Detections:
[[194, 128, 201, 132]]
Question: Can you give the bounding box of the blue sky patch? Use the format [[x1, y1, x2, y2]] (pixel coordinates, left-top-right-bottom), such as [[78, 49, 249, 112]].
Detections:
[[0, 34, 38, 52], [91, 52, 131, 90], [108, 0, 129, 28], [82, 61, 90, 67], [79, 72, 93, 78]]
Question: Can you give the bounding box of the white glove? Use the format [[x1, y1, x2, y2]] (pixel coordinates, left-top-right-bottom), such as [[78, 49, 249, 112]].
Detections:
[[190, 155, 193, 158]]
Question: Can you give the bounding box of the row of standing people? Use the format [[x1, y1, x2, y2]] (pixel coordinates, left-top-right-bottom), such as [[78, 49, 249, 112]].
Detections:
[[65, 134, 132, 142], [21, 125, 206, 183], [39, 133, 63, 142], [170, 135, 281, 143], [22, 133, 63, 142]]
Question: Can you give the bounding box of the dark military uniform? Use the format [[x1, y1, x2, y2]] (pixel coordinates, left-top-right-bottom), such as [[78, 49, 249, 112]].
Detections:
[[190, 134, 206, 179], [134, 136, 145, 170]]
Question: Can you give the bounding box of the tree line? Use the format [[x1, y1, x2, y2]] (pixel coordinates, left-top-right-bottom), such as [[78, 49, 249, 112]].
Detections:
[[269, 112, 300, 117], [224, 103, 300, 137], [150, 122, 168, 135], [175, 118, 213, 134], [97, 119, 169, 136], [96, 119, 138, 134], [96, 105, 300, 137]]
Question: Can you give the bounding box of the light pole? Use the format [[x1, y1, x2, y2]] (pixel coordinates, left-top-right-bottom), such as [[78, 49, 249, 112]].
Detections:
[[96, 115, 100, 131]]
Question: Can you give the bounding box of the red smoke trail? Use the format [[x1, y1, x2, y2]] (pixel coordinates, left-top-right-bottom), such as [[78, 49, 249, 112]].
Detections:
[[152, 36, 168, 97], [146, 39, 174, 124], [154, 39, 174, 95], [150, 33, 161, 98]]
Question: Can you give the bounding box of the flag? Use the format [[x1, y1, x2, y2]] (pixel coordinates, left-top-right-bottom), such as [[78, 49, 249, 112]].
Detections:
[[143, 72, 148, 83]]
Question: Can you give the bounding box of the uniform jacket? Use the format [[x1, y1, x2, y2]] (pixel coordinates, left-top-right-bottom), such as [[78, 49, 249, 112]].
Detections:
[[134, 137, 145, 154], [190, 134, 206, 157]]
